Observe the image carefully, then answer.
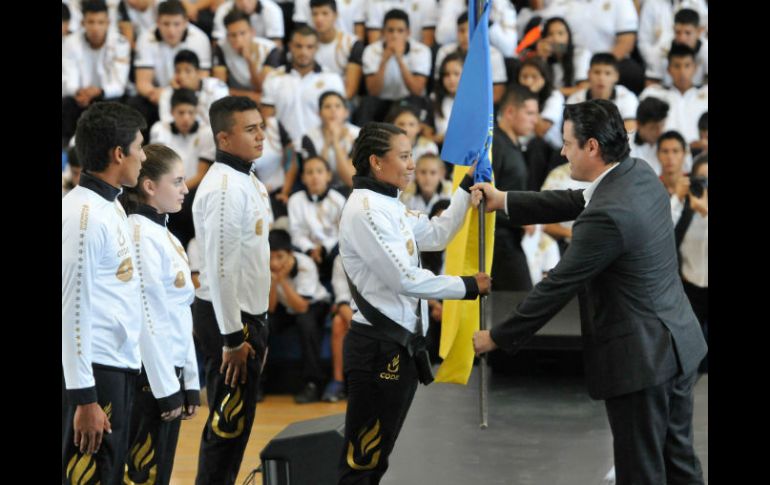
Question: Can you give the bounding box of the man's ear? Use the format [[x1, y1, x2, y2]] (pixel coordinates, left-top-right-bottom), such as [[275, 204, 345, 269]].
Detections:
[[587, 138, 600, 156], [216, 130, 228, 148], [109, 145, 123, 166]]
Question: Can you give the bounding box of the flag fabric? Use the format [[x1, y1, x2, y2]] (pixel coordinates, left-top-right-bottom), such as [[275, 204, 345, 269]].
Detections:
[[435, 0, 495, 385], [440, 0, 494, 185]]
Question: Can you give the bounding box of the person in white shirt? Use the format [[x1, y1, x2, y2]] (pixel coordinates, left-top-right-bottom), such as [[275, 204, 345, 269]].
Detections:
[[261, 26, 347, 147], [251, 111, 299, 219], [158, 49, 230, 126], [62, 0, 131, 145], [518, 57, 566, 151], [293, 0, 366, 39], [337, 122, 490, 483], [533, 16, 591, 98], [399, 154, 452, 214], [520, 224, 561, 286], [63, 102, 182, 484], [560, 0, 643, 94], [267, 229, 333, 403], [151, 88, 217, 247], [212, 9, 283, 101], [120, 144, 200, 485], [629, 97, 669, 175], [310, 0, 365, 100], [288, 156, 346, 277], [638, 0, 708, 74], [567, 53, 639, 133], [644, 9, 707, 88], [639, 44, 708, 153], [357, 8, 432, 125], [211, 0, 285, 47], [365, 0, 438, 46], [117, 0, 160, 49], [300, 91, 361, 189], [433, 11, 508, 105], [671, 155, 708, 373], [430, 52, 463, 146], [435, 0, 518, 59], [657, 130, 690, 195], [130, 0, 212, 133], [386, 104, 438, 168], [191, 96, 272, 484]]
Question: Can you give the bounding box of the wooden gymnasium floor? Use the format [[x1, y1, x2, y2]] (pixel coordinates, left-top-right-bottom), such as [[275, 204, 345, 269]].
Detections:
[[169, 394, 346, 484]]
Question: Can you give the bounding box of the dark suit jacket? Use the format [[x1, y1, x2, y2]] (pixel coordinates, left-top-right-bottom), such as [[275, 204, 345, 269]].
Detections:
[[490, 157, 708, 400]]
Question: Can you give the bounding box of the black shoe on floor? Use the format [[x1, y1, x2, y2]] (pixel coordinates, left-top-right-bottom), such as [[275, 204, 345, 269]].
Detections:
[[294, 382, 320, 404]]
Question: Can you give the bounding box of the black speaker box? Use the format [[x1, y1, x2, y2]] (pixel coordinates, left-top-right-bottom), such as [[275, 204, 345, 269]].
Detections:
[[260, 413, 345, 485]]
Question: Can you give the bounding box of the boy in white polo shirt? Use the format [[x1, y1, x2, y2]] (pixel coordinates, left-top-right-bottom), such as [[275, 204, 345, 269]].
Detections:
[[364, 0, 437, 46], [566, 53, 639, 133], [130, 0, 212, 133], [158, 49, 229, 126], [261, 26, 346, 147], [211, 0, 285, 48], [268, 229, 332, 404], [356, 8, 431, 124], [293, 0, 365, 38], [644, 8, 708, 88], [62, 0, 131, 145], [310, 0, 365, 100], [151, 88, 217, 248], [212, 8, 283, 101], [433, 10, 507, 104], [629, 97, 669, 175], [639, 43, 708, 149]]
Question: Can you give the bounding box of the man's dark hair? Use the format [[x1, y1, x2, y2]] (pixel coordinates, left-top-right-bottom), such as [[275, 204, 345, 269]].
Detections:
[[158, 0, 187, 18], [174, 49, 200, 69], [224, 8, 251, 28], [667, 43, 696, 63], [310, 0, 337, 12], [657, 130, 687, 152], [209, 96, 259, 145], [62, 2, 72, 21], [350, 122, 406, 177], [499, 84, 538, 111], [589, 52, 618, 71], [291, 24, 319, 41], [82, 0, 108, 15], [383, 9, 409, 29], [563, 99, 630, 164], [269, 229, 294, 252], [75, 102, 147, 172], [636, 97, 669, 125], [674, 8, 700, 27], [171, 88, 198, 109], [457, 11, 468, 26]]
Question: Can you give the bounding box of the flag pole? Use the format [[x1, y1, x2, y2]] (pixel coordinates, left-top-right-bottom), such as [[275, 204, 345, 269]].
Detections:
[[476, 0, 490, 430], [478, 195, 488, 429]]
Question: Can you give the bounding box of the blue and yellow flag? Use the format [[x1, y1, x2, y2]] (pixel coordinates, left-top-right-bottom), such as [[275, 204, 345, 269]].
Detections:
[[436, 0, 495, 385]]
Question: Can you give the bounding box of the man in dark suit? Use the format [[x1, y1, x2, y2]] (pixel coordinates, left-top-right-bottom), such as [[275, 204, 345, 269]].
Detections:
[[471, 99, 707, 485]]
